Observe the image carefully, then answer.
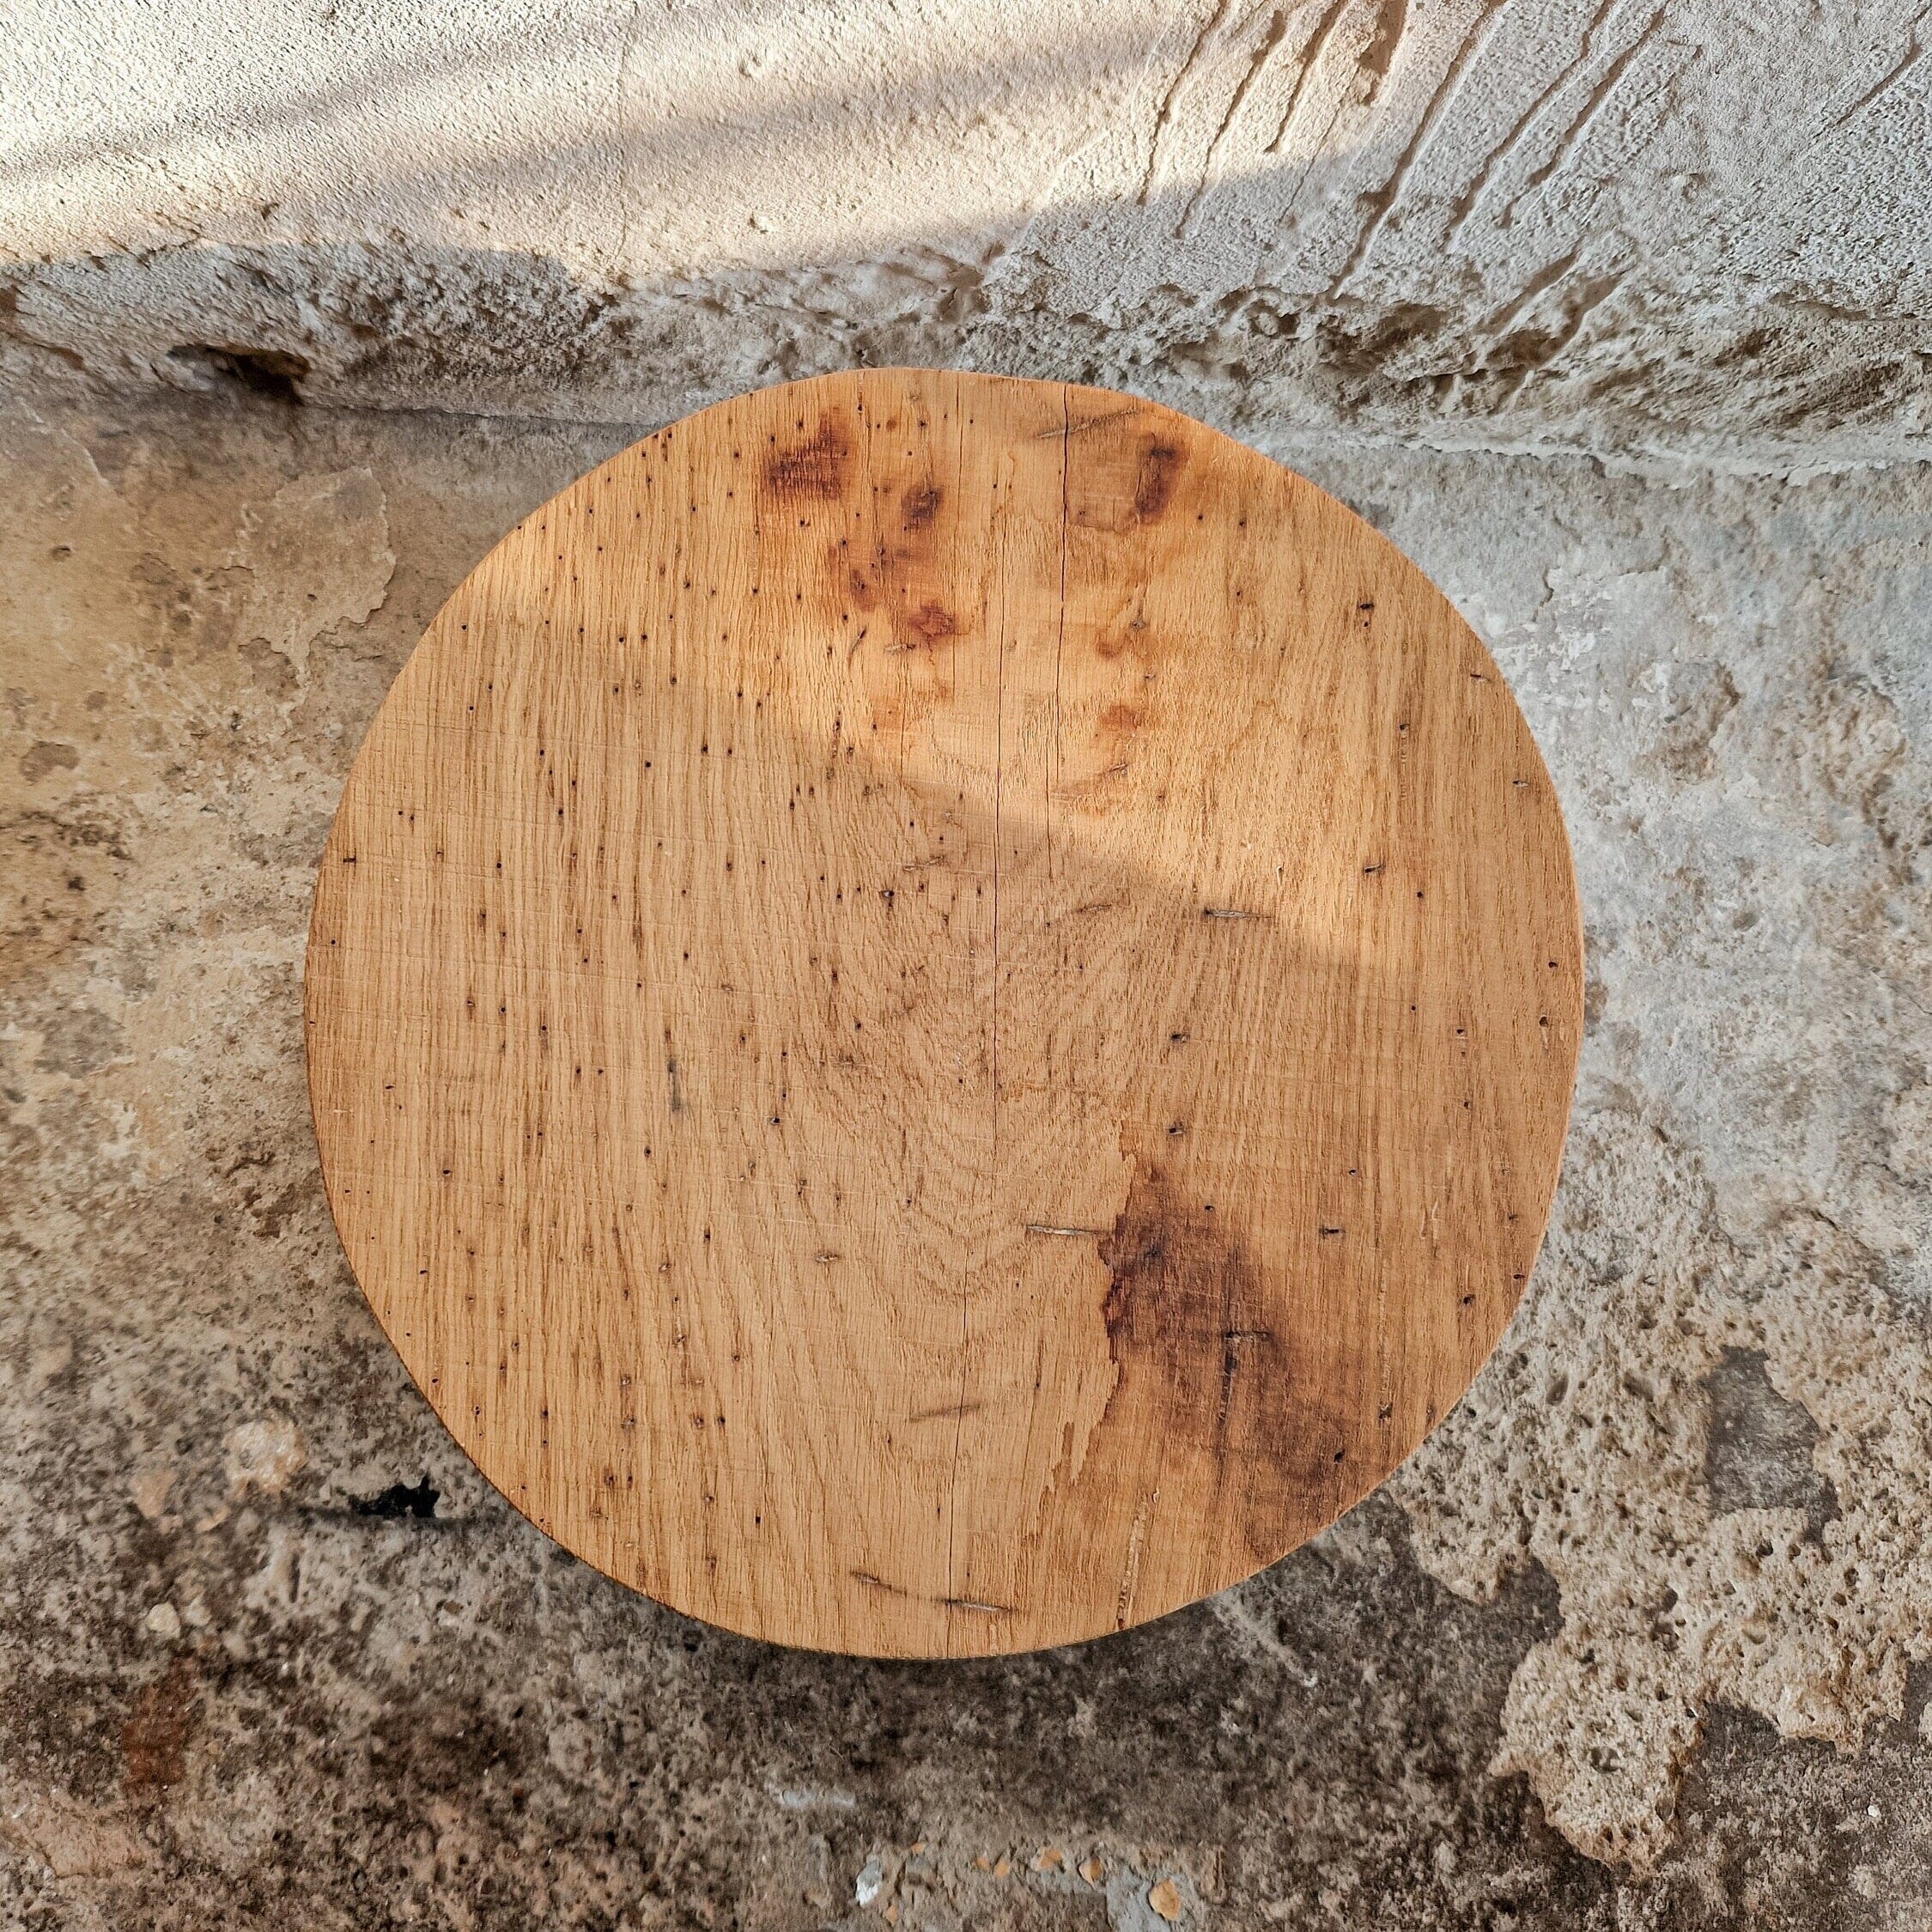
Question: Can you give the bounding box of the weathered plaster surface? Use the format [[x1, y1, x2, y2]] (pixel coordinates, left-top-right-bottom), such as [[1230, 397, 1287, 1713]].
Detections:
[[4, 386, 1930, 1926], [3, 0, 1932, 462], [5, 5, 1932, 1911]]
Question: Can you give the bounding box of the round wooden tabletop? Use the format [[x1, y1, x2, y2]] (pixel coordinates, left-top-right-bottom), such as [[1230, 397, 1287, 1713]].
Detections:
[[306, 369, 1581, 1656]]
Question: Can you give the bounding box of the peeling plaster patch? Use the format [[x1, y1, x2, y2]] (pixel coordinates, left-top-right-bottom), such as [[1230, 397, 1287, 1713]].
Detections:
[[18, 739, 80, 784], [1342, 440, 1932, 1878], [1703, 1346, 1838, 1535], [0, 1793, 149, 1880], [1395, 1072, 1932, 1874], [231, 470, 394, 683]]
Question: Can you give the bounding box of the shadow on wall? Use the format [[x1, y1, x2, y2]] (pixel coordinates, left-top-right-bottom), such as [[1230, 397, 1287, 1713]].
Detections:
[[6, 212, 1925, 465]]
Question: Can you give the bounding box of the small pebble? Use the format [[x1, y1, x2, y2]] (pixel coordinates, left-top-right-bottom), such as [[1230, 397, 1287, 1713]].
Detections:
[[130, 1467, 174, 1522], [1148, 1877, 1182, 1922], [224, 1416, 307, 1498]]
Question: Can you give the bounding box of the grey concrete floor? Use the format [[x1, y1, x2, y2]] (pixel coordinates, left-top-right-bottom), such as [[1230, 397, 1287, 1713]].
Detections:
[[3, 386, 1930, 1929]]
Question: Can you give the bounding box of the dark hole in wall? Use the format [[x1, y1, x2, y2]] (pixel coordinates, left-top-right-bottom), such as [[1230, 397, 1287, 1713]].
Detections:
[[1703, 1347, 1839, 1539], [351, 1479, 440, 1520], [166, 343, 310, 404]]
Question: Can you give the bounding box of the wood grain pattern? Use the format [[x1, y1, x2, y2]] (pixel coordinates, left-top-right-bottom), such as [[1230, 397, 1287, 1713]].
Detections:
[[305, 370, 1582, 1656]]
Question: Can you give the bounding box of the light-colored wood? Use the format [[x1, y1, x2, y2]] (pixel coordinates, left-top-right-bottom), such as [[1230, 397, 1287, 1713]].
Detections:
[[306, 370, 1582, 1656]]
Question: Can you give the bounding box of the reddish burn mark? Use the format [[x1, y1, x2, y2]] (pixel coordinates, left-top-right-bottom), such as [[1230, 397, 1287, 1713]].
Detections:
[[764, 418, 851, 499], [1096, 1163, 1340, 1548], [1098, 702, 1143, 735], [848, 567, 878, 611], [122, 1656, 199, 1795], [902, 482, 942, 529], [904, 601, 958, 645], [1094, 633, 1128, 661], [1133, 441, 1183, 521]]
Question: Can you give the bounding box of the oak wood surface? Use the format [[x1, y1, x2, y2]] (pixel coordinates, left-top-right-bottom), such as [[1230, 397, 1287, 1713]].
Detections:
[[306, 369, 1582, 1656]]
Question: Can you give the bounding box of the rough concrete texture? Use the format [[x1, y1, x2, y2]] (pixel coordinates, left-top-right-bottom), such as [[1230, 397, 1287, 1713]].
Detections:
[[6, 0, 1932, 464], [5, 379, 1932, 1928]]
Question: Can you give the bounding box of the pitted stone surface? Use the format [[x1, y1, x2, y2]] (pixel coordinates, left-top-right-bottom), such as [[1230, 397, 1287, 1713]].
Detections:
[[4, 389, 1932, 1927]]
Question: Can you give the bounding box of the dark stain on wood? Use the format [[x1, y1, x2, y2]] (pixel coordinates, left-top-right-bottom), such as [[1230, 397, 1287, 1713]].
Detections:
[[904, 601, 958, 645], [764, 418, 851, 500], [1099, 1163, 1275, 1447], [1096, 1162, 1336, 1543], [1133, 441, 1183, 521], [902, 482, 942, 530]]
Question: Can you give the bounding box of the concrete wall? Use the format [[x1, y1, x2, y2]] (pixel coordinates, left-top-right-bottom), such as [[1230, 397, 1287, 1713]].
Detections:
[[5, 0, 1932, 462]]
